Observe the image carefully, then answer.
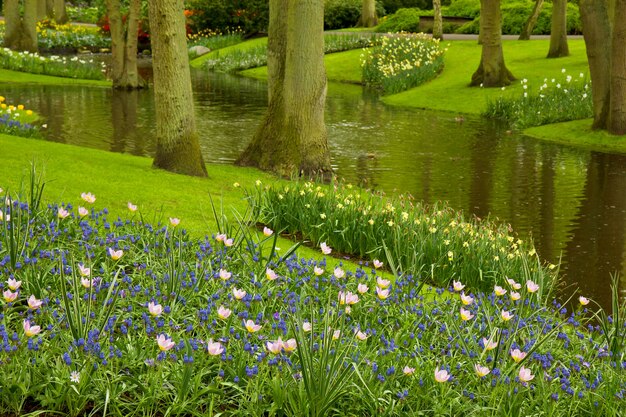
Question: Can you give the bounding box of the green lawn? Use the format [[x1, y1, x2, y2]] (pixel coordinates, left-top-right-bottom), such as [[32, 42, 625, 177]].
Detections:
[[241, 48, 363, 84], [0, 134, 365, 265], [524, 119, 626, 154], [382, 39, 589, 114], [189, 37, 268, 69]]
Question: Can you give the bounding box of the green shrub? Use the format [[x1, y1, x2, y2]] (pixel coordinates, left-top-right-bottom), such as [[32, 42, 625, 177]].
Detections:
[[375, 8, 422, 33], [66, 6, 101, 24], [324, 0, 386, 29], [445, 0, 481, 18], [448, 0, 582, 35], [381, 0, 430, 14]]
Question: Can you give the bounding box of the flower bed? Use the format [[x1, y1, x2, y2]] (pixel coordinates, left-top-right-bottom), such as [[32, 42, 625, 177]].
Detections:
[[0, 184, 623, 416]]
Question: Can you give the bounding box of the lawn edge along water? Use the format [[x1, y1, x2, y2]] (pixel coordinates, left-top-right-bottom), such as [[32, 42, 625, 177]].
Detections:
[[0, 134, 411, 283], [0, 68, 111, 87], [523, 119, 626, 154]]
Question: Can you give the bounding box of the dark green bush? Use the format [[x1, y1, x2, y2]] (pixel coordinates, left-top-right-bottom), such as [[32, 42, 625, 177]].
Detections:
[[186, 0, 269, 36], [448, 0, 582, 35], [381, 0, 430, 14], [375, 8, 422, 33], [324, 0, 386, 29], [445, 0, 481, 18]]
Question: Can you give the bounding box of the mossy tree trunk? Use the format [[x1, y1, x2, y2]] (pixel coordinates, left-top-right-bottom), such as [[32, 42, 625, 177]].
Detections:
[[609, 0, 626, 134], [148, 0, 207, 177], [237, 0, 331, 178], [4, 0, 38, 53], [52, 0, 67, 23], [432, 0, 443, 40], [36, 0, 51, 20], [358, 0, 377, 27], [518, 0, 544, 40], [580, 0, 626, 134], [470, 0, 515, 87], [547, 0, 569, 58], [106, 0, 145, 89]]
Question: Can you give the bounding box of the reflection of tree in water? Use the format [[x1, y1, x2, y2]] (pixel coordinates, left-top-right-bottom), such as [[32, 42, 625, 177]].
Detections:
[[110, 89, 144, 155], [355, 152, 379, 189], [563, 153, 626, 309]]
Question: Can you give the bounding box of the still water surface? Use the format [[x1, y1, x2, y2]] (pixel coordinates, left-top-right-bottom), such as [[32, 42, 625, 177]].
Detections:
[[2, 70, 625, 309]]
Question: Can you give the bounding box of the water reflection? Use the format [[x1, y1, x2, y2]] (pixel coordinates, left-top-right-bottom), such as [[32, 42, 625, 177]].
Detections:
[[1, 71, 624, 309]]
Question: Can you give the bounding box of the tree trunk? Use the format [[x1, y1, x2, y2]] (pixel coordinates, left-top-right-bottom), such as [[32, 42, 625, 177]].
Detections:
[[547, 0, 569, 57], [433, 0, 443, 40], [580, 0, 611, 129], [608, 0, 626, 134], [518, 0, 544, 40], [237, 0, 331, 177], [53, 0, 67, 23], [3, 0, 38, 53], [470, 0, 515, 87], [148, 0, 207, 177], [358, 0, 377, 27], [106, 0, 145, 89], [36, 0, 47, 20]]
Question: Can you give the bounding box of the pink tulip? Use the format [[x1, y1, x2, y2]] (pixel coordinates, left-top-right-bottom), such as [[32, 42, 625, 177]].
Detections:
[[266, 268, 278, 281], [320, 242, 332, 255], [518, 366, 534, 383], [263, 227, 273, 237], [219, 269, 232, 280], [510, 349, 527, 363], [357, 283, 369, 294], [148, 302, 163, 317], [156, 334, 175, 351], [373, 259, 383, 269], [28, 295, 43, 310], [526, 280, 539, 293], [217, 306, 232, 320], [245, 320, 261, 333], [80, 192, 96, 204], [7, 278, 21, 290], [3, 290, 17, 302], [474, 364, 490, 377], [108, 248, 123, 261], [207, 339, 224, 356], [434, 367, 451, 383], [23, 320, 41, 337]]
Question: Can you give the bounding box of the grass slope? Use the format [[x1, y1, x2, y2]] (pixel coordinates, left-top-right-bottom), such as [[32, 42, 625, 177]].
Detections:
[[0, 68, 111, 87], [189, 37, 268, 69], [0, 134, 368, 265], [241, 48, 363, 84], [382, 39, 588, 114]]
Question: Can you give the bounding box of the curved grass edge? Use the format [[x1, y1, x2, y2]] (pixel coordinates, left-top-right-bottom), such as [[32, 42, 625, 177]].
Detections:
[[523, 119, 626, 155]]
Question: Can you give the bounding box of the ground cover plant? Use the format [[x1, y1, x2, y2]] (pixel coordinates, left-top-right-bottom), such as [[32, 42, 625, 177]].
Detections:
[[0, 48, 106, 80], [0, 179, 624, 416], [361, 33, 446, 94], [246, 180, 556, 294], [484, 69, 593, 129]]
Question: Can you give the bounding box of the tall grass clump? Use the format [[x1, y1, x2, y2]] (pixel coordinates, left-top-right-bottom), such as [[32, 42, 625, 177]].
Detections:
[[246, 180, 556, 294], [0, 179, 624, 416], [361, 33, 446, 94], [0, 48, 107, 80], [484, 69, 593, 129]]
